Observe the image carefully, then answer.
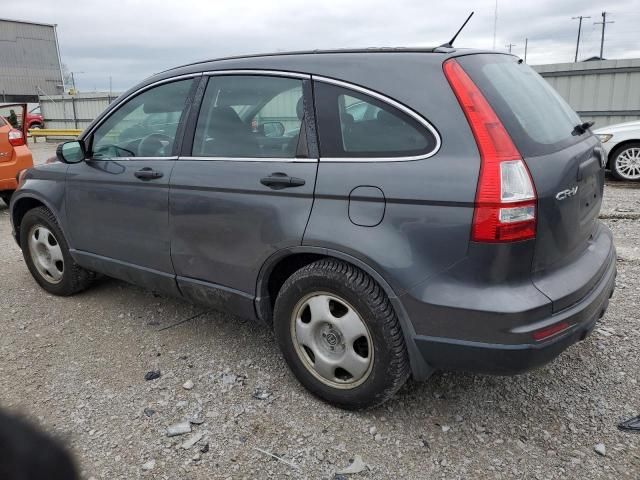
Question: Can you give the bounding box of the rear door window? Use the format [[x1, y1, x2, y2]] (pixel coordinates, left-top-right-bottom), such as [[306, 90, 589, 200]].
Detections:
[[457, 54, 584, 157], [192, 75, 304, 158], [313, 81, 437, 158]]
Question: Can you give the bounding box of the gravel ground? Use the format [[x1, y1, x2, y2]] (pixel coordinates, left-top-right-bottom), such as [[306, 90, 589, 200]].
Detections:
[[1, 143, 639, 479]]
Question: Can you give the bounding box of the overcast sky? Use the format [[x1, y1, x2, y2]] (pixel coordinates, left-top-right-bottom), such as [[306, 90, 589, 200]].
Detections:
[[4, 0, 640, 92]]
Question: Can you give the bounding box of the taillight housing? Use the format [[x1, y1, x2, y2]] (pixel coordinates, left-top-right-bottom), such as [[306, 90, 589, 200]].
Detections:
[[8, 129, 25, 147], [443, 59, 537, 243]]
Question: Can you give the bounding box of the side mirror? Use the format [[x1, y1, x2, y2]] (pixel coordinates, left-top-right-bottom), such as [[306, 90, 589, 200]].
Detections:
[[56, 140, 86, 164], [261, 121, 285, 138]]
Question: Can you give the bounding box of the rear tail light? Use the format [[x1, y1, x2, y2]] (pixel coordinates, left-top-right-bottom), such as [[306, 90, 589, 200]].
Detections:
[[443, 59, 537, 243], [8, 129, 25, 147]]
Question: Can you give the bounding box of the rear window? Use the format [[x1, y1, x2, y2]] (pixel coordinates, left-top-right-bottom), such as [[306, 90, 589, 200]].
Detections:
[[457, 54, 584, 157]]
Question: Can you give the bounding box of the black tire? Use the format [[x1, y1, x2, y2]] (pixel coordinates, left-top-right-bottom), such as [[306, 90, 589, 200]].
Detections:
[[273, 259, 410, 409], [0, 191, 12, 206], [20, 207, 94, 296], [610, 141, 640, 181]]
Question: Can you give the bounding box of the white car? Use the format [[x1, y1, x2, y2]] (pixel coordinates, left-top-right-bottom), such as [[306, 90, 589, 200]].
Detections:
[[594, 120, 640, 181]]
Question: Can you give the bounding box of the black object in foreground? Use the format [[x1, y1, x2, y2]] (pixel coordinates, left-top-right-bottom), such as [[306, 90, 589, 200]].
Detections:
[[144, 370, 161, 381], [0, 409, 78, 480], [618, 416, 640, 433]]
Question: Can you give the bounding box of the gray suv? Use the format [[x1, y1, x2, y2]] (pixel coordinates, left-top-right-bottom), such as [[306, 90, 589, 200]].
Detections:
[[10, 49, 617, 409]]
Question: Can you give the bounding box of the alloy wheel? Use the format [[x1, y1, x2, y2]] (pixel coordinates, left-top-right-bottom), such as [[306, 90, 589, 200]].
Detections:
[[615, 147, 640, 180]]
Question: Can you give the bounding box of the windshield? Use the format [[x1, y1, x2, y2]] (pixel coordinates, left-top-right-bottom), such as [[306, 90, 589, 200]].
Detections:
[[457, 54, 584, 157]]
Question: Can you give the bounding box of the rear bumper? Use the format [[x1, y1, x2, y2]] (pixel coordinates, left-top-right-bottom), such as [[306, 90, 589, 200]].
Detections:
[[404, 227, 617, 375]]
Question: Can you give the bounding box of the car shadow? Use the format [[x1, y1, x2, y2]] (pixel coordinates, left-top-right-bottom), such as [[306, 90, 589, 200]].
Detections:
[[77, 274, 607, 432]]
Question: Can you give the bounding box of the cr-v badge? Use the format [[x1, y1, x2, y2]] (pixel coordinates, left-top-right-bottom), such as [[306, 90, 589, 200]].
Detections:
[[556, 186, 579, 201]]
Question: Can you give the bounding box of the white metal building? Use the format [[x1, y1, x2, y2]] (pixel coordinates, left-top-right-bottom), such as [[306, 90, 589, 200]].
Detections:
[[0, 18, 65, 103], [533, 58, 640, 128]]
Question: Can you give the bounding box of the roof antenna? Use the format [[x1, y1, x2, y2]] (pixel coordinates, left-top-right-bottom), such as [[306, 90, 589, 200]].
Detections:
[[440, 11, 474, 48]]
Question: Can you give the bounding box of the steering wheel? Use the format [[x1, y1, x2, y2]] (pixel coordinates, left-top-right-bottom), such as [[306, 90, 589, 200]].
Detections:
[[138, 133, 174, 157]]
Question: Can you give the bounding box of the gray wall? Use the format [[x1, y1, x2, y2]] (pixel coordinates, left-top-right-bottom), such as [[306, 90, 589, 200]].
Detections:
[[0, 18, 64, 102], [40, 93, 118, 130], [533, 58, 640, 128]]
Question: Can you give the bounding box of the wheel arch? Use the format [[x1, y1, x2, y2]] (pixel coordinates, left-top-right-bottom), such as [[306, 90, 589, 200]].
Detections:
[[11, 194, 60, 245], [256, 246, 434, 380]]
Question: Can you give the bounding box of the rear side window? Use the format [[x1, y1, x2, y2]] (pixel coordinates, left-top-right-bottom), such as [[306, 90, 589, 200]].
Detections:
[[314, 82, 437, 158], [457, 54, 583, 157]]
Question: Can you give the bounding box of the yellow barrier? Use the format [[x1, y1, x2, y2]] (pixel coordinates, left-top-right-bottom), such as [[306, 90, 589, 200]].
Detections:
[[28, 129, 82, 138]]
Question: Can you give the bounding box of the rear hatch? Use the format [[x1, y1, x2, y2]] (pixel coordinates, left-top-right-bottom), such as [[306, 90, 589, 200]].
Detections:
[[456, 54, 607, 310]]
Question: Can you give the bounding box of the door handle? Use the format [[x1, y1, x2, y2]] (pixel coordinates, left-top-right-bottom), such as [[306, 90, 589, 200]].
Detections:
[[260, 172, 306, 190], [134, 167, 163, 180]]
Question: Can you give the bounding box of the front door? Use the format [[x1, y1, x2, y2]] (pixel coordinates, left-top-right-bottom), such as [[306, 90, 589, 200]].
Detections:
[[169, 74, 318, 316], [65, 78, 195, 294]]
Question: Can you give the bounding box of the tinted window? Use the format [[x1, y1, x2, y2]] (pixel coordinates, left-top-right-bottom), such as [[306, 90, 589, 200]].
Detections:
[[91, 79, 193, 158], [193, 75, 304, 158], [314, 82, 436, 158], [457, 54, 583, 156]]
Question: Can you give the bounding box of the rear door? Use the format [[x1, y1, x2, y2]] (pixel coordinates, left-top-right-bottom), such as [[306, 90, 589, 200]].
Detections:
[[65, 78, 196, 294], [169, 73, 318, 313], [0, 116, 12, 162], [457, 54, 608, 308], [0, 103, 28, 161]]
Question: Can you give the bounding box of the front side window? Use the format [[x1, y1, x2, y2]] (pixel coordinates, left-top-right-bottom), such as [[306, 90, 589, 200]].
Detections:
[[91, 79, 193, 158], [314, 82, 437, 158], [193, 75, 304, 158]]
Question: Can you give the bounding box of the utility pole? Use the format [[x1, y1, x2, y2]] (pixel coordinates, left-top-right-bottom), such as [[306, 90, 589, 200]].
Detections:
[[69, 71, 84, 94], [505, 43, 516, 53], [571, 15, 590, 62], [524, 38, 528, 63], [492, 0, 498, 49], [594, 11, 614, 59]]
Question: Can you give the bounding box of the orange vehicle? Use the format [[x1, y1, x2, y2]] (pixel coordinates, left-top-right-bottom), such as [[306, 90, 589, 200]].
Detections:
[[0, 103, 33, 205]]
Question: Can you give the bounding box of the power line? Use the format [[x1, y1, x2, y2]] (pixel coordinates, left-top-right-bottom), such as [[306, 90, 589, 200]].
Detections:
[[505, 42, 516, 53], [571, 15, 590, 62], [594, 11, 614, 59]]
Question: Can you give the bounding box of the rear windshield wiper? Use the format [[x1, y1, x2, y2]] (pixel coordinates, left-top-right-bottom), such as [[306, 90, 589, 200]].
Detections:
[[572, 121, 595, 136]]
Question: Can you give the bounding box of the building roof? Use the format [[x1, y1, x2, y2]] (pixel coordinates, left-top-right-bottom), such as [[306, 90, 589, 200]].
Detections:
[[0, 17, 57, 28]]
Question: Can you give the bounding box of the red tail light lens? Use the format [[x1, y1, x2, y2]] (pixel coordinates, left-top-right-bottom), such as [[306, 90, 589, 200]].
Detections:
[[8, 129, 25, 147], [532, 321, 570, 342], [443, 59, 537, 243]]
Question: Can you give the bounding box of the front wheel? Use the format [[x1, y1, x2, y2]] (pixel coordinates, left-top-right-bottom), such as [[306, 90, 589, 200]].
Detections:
[[20, 207, 94, 296], [610, 142, 640, 181], [273, 259, 410, 409]]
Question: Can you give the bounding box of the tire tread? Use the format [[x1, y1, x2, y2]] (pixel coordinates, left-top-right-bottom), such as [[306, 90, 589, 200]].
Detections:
[[276, 258, 410, 409]]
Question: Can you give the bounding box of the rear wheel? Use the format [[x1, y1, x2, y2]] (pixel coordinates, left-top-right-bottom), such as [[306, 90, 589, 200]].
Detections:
[[20, 207, 94, 296], [273, 259, 409, 409], [610, 142, 640, 181]]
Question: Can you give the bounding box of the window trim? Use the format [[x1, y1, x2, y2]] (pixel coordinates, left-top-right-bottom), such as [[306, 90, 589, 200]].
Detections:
[[312, 75, 441, 162], [202, 69, 311, 79]]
